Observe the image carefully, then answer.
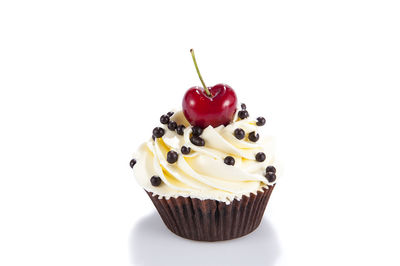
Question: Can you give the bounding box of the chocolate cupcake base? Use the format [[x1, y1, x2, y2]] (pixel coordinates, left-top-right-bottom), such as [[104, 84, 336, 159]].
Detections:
[[146, 185, 275, 241]]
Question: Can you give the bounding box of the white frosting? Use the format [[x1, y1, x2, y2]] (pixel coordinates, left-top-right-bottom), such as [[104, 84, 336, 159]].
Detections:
[[132, 110, 277, 204]]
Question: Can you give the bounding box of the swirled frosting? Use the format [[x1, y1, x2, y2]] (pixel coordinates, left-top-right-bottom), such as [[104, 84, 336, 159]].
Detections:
[[132, 110, 276, 203]]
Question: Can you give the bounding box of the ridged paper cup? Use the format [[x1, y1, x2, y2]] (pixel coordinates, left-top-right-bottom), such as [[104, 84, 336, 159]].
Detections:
[[146, 185, 275, 241]]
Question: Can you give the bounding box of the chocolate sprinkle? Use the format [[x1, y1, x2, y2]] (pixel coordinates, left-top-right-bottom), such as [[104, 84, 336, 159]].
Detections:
[[160, 115, 170, 124], [168, 121, 177, 131], [167, 151, 178, 164], [150, 176, 162, 186], [266, 166, 276, 174], [224, 156, 235, 166], [255, 152, 266, 162], [153, 127, 165, 138], [129, 159, 136, 168], [234, 128, 245, 140], [241, 103, 247, 110], [238, 110, 249, 119], [192, 126, 203, 137], [190, 136, 205, 146], [248, 131, 259, 142], [176, 125, 185, 136], [256, 117, 266, 126], [181, 146, 191, 155], [167, 111, 174, 117], [265, 172, 276, 183]]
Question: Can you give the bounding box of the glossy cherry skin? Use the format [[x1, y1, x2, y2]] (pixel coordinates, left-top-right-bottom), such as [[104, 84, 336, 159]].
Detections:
[[182, 83, 237, 128]]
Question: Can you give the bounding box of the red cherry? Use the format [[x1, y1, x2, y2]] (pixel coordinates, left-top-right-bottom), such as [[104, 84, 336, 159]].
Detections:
[[182, 49, 238, 128], [182, 84, 237, 128]]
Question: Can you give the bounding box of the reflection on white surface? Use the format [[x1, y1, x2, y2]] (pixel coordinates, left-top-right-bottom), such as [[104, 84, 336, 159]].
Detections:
[[129, 212, 281, 266]]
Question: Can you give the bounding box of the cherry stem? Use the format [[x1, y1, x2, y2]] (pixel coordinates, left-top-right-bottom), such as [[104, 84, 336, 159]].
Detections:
[[190, 49, 212, 97]]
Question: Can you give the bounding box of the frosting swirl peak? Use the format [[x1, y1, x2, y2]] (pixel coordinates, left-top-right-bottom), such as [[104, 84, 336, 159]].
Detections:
[[132, 110, 276, 203]]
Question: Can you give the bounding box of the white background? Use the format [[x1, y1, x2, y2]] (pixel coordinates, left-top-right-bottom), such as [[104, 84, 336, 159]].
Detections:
[[1, 0, 399, 265]]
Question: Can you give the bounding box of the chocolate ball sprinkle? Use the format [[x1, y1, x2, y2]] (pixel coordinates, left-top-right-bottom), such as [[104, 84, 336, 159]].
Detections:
[[160, 115, 170, 124], [168, 121, 177, 131], [248, 131, 259, 142], [167, 111, 174, 117], [129, 159, 136, 168], [181, 146, 191, 155], [234, 128, 245, 140], [255, 152, 266, 162], [192, 126, 203, 137], [176, 125, 185, 136], [150, 175, 162, 186], [256, 117, 266, 126], [238, 110, 249, 119], [153, 127, 165, 138], [190, 136, 205, 146], [265, 172, 276, 183], [167, 150, 178, 164], [266, 166, 276, 174], [224, 156, 235, 166], [241, 103, 247, 110]]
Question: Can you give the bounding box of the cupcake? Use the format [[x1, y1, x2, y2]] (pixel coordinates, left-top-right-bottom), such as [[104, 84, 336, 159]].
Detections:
[[130, 49, 277, 241]]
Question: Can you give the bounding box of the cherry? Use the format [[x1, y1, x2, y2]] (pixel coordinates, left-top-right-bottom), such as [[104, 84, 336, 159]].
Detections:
[[182, 49, 237, 128]]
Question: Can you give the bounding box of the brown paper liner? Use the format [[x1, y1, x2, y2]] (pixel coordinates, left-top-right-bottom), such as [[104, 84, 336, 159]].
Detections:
[[146, 185, 275, 241]]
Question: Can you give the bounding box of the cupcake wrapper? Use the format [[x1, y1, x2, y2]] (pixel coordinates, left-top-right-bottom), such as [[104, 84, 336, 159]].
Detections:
[[146, 185, 275, 241]]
